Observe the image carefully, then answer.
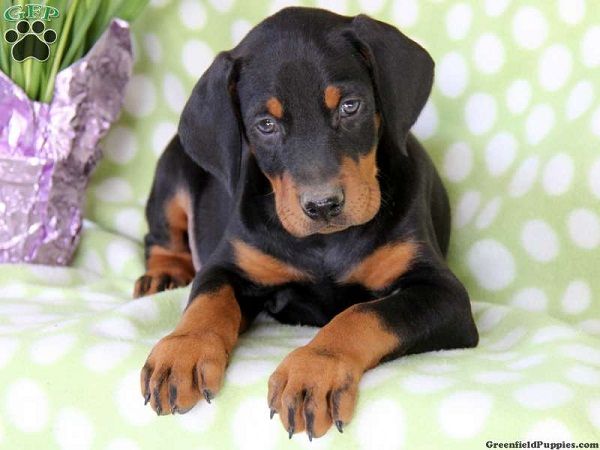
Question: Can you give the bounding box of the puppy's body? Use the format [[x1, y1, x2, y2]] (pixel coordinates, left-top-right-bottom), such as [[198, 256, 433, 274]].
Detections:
[[137, 7, 478, 439]]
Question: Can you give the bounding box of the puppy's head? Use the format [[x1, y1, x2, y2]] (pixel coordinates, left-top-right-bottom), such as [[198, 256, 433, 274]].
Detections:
[[179, 8, 434, 238]]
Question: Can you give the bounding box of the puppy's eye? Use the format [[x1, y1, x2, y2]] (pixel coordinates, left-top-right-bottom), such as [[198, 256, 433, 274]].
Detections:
[[257, 118, 277, 134], [340, 99, 360, 116]]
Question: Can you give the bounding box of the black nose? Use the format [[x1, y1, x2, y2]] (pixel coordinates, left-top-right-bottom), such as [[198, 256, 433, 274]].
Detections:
[[300, 189, 345, 220]]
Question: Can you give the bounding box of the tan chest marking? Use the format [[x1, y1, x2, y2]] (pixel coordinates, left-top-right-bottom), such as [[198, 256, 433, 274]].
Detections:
[[340, 241, 418, 291], [232, 239, 311, 286]]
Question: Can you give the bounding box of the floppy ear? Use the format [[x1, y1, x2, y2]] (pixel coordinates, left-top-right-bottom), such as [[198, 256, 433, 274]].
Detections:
[[349, 15, 434, 155], [178, 51, 241, 195]]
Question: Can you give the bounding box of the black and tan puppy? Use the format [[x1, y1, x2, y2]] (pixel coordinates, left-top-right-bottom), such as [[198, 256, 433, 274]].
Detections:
[[136, 7, 478, 440]]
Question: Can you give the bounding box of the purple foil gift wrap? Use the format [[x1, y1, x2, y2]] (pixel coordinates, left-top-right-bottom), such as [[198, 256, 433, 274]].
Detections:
[[0, 19, 133, 265]]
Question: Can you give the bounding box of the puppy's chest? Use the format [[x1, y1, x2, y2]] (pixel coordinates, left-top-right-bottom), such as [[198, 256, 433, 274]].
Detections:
[[233, 238, 418, 293]]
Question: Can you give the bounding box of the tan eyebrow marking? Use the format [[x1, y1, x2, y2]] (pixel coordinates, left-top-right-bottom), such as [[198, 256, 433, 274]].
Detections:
[[324, 85, 341, 109], [266, 97, 283, 119]]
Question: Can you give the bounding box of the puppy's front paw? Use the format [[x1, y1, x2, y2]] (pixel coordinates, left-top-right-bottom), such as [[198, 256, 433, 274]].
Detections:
[[140, 332, 228, 415], [133, 272, 192, 298], [268, 345, 361, 440]]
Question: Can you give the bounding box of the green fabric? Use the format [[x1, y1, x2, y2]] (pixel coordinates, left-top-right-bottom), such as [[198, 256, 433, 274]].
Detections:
[[1, 0, 599, 448]]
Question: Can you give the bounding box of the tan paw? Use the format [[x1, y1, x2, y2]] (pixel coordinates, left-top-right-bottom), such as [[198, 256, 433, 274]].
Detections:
[[268, 345, 361, 440]]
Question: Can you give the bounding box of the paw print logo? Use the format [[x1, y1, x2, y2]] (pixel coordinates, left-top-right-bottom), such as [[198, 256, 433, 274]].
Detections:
[[4, 20, 57, 62]]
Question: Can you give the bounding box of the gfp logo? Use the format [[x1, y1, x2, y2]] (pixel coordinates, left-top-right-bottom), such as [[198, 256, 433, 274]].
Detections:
[[3, 4, 59, 62]]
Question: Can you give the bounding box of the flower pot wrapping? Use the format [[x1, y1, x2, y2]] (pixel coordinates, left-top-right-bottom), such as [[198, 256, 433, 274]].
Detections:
[[0, 19, 133, 265]]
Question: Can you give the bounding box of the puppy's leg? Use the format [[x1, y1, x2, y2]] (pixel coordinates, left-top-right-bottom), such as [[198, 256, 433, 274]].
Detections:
[[134, 138, 196, 298], [268, 267, 478, 439], [141, 269, 249, 414]]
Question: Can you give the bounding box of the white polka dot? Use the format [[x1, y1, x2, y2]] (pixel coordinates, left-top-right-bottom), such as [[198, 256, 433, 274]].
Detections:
[[509, 156, 539, 197], [475, 197, 502, 229], [467, 239, 515, 291], [473, 33, 504, 74], [568, 209, 600, 249], [226, 360, 276, 386], [538, 44, 572, 91], [443, 142, 472, 182], [477, 306, 508, 332], [473, 371, 521, 384], [208, 0, 234, 12], [589, 399, 600, 429], [521, 220, 559, 262], [391, 0, 419, 28], [83, 342, 133, 373], [514, 382, 573, 409], [562, 280, 592, 315], [30, 333, 76, 365], [123, 75, 156, 118], [6, 379, 49, 432], [513, 6, 548, 50], [566, 81, 594, 120], [177, 400, 218, 433], [525, 419, 573, 441], [356, 399, 405, 450], [54, 408, 94, 450], [103, 126, 138, 165], [360, 364, 399, 388], [116, 371, 156, 426], [531, 325, 576, 344], [510, 287, 548, 312], [358, 0, 385, 14], [152, 121, 177, 156], [438, 391, 492, 438], [436, 52, 468, 98], [231, 19, 252, 45], [526, 104, 555, 145], [179, 0, 206, 30], [579, 319, 600, 336], [95, 178, 133, 203], [106, 438, 140, 450], [29, 266, 73, 285], [543, 153, 574, 196], [0, 303, 41, 315], [484, 0, 510, 16], [1, 283, 27, 298], [0, 337, 19, 368], [106, 240, 139, 274], [163, 73, 187, 114], [592, 106, 600, 136], [412, 99, 438, 140], [453, 190, 481, 229], [92, 317, 138, 340], [581, 26, 600, 67], [566, 365, 600, 386], [402, 374, 454, 393], [114, 208, 145, 240], [485, 132, 517, 176], [488, 327, 527, 351], [558, 0, 585, 24], [561, 344, 600, 365], [118, 298, 160, 323], [232, 398, 277, 450], [508, 354, 546, 370], [446, 3, 472, 40], [506, 79, 531, 114], [590, 158, 600, 198], [182, 40, 214, 78], [142, 33, 161, 63], [465, 93, 496, 135]]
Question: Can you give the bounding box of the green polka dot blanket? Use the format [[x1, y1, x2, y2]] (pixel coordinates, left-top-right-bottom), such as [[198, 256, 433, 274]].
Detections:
[[1, 0, 599, 448]]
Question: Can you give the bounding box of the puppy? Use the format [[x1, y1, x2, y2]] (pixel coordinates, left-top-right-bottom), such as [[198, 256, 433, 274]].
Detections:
[[136, 7, 478, 440]]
